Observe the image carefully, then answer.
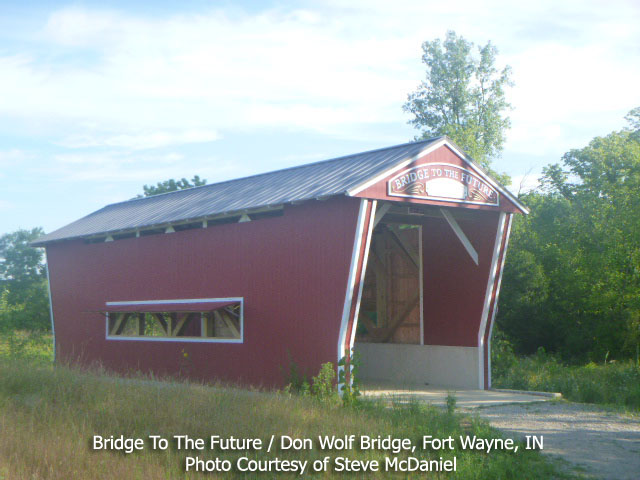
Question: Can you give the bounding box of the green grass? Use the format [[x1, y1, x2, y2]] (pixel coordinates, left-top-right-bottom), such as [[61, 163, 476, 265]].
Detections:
[[0, 329, 53, 364], [493, 349, 640, 411], [0, 338, 576, 479]]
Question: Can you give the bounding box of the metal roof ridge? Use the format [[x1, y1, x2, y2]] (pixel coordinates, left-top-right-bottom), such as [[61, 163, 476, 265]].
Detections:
[[102, 136, 444, 209]]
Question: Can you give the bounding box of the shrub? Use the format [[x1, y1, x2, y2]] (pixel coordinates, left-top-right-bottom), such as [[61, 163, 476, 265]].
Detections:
[[282, 357, 338, 404], [310, 362, 338, 403], [493, 351, 640, 410]]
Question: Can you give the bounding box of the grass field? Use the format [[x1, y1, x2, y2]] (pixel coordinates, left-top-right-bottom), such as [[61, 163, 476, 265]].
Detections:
[[0, 332, 575, 479], [493, 348, 640, 411]]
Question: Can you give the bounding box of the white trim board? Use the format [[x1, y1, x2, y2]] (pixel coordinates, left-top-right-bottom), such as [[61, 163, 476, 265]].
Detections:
[[105, 297, 243, 306], [372, 202, 391, 228], [487, 213, 513, 388], [105, 333, 244, 344], [477, 212, 507, 388], [440, 208, 479, 265], [337, 199, 370, 362], [419, 225, 424, 346], [45, 252, 56, 362], [348, 201, 377, 352]]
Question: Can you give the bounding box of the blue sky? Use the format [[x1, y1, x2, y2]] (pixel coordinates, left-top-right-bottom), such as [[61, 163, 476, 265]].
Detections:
[[1, 0, 639, 237]]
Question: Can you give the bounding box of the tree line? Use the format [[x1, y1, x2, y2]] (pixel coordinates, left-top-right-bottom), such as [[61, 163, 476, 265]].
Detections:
[[498, 111, 640, 362]]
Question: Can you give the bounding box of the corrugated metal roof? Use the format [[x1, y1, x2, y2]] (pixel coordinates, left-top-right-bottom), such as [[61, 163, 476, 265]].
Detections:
[[34, 137, 445, 245]]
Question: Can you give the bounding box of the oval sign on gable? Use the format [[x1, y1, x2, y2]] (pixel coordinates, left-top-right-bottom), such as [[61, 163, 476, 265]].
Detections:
[[388, 163, 498, 206]]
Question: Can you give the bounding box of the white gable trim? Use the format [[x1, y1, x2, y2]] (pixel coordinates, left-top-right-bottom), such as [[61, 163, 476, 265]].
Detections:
[[347, 138, 529, 215], [444, 142, 529, 214], [347, 138, 448, 197]]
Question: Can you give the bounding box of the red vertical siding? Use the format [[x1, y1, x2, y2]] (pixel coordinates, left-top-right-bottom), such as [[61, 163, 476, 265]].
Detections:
[[421, 212, 501, 347], [46, 196, 361, 387]]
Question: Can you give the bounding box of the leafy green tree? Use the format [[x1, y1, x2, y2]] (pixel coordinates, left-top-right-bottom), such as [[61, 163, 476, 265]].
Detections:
[[545, 112, 640, 359], [497, 193, 581, 356], [626, 106, 640, 139], [498, 107, 640, 361], [139, 175, 207, 197], [404, 31, 513, 172], [0, 228, 50, 331]]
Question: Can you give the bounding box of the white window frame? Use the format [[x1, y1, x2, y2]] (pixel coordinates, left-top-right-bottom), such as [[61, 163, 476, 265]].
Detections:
[[104, 297, 244, 344]]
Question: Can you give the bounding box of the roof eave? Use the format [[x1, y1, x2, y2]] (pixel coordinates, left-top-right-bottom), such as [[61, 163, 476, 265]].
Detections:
[[28, 200, 304, 247]]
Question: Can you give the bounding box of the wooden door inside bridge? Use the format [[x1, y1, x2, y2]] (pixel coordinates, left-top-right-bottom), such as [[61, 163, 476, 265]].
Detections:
[[356, 222, 422, 345]]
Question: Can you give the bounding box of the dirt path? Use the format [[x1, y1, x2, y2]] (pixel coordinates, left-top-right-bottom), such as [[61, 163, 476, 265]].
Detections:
[[469, 401, 640, 480]]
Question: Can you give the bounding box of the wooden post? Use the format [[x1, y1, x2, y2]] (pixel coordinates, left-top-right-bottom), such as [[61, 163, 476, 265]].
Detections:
[[153, 313, 169, 334], [374, 238, 387, 328], [137, 313, 145, 336]]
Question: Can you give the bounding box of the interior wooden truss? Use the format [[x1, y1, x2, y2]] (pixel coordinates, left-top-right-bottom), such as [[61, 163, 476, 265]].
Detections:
[[107, 304, 242, 340]]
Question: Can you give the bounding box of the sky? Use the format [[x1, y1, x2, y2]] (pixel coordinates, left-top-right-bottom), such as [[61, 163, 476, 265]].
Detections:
[[0, 0, 639, 237]]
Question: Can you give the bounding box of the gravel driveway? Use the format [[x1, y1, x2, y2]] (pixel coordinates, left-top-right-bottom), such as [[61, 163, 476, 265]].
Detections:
[[469, 401, 640, 480]]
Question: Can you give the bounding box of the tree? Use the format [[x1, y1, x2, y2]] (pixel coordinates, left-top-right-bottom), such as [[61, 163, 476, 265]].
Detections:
[[498, 107, 640, 361], [0, 228, 50, 331], [138, 175, 207, 197], [403, 31, 513, 172], [626, 107, 640, 141]]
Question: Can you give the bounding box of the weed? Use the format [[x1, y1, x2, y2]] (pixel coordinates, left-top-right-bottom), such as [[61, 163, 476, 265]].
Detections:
[[281, 351, 309, 394], [310, 362, 338, 402], [446, 391, 457, 415], [338, 350, 362, 406]]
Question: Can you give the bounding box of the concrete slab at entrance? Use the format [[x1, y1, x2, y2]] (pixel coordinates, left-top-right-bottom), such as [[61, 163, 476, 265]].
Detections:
[[361, 382, 559, 409]]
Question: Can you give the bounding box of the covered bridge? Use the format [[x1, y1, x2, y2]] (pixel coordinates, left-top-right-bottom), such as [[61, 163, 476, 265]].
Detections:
[[34, 137, 527, 389]]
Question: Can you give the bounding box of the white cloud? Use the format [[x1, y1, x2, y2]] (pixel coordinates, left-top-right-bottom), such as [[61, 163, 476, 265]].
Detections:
[[505, 41, 640, 156], [37, 150, 229, 185], [0, 1, 637, 156], [59, 129, 219, 150], [0, 5, 420, 140], [0, 149, 29, 165], [43, 8, 124, 47]]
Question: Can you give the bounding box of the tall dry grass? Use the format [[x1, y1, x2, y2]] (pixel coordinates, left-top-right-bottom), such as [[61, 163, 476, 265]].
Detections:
[[0, 356, 576, 479]]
